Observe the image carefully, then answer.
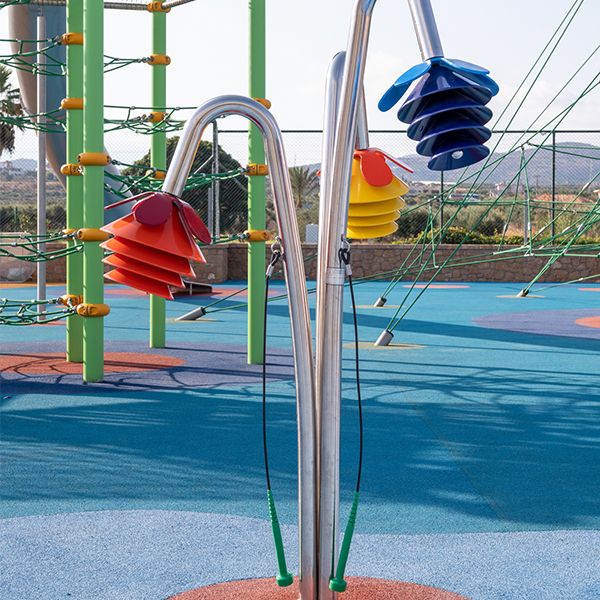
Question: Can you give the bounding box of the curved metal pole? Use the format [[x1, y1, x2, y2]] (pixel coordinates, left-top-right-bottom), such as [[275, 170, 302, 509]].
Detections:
[[163, 95, 317, 600], [407, 0, 444, 61], [316, 2, 376, 597]]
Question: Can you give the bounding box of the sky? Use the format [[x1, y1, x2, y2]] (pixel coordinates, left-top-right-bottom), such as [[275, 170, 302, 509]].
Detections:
[[1, 0, 599, 164]]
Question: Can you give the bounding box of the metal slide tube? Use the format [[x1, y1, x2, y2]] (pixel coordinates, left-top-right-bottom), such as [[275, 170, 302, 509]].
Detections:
[[316, 2, 376, 597], [163, 95, 317, 600], [36, 14, 47, 321], [407, 0, 444, 61]]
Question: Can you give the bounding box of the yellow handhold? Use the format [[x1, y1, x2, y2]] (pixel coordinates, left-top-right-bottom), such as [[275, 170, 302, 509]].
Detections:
[[60, 97, 83, 110], [347, 222, 399, 240], [348, 197, 405, 217], [61, 32, 83, 45], [76, 228, 111, 242], [244, 229, 272, 242], [349, 157, 409, 204], [247, 163, 269, 176], [347, 210, 401, 228], [147, 54, 171, 66], [76, 303, 110, 318], [78, 152, 110, 166]]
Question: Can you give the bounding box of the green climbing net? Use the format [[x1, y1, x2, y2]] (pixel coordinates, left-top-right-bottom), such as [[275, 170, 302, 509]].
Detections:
[[0, 296, 77, 325], [0, 232, 82, 262]]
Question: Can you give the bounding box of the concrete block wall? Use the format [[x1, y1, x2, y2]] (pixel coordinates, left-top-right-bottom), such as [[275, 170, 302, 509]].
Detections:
[[30, 242, 600, 285]]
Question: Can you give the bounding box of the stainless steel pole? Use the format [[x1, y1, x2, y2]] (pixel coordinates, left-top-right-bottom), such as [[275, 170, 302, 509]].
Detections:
[[36, 13, 47, 321], [163, 95, 317, 599], [316, 2, 377, 597], [213, 119, 221, 239], [407, 0, 444, 61]]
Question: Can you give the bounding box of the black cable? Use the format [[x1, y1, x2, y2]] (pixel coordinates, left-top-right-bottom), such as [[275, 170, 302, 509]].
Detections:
[[339, 245, 364, 493], [262, 249, 281, 491]]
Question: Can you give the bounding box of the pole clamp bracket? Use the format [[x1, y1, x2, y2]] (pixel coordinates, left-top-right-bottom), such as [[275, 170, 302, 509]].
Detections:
[[146, 1, 171, 11], [76, 303, 110, 318], [61, 32, 83, 45], [148, 111, 166, 123], [253, 97, 272, 109], [76, 228, 111, 242], [147, 54, 171, 65], [60, 97, 83, 110], [145, 169, 166, 180], [326, 267, 346, 286], [78, 152, 110, 166], [244, 229, 271, 242], [246, 163, 268, 176], [58, 294, 84, 307], [60, 163, 82, 176]]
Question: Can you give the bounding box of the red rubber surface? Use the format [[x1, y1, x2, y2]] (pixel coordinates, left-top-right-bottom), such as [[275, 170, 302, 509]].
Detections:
[[0, 352, 184, 375], [403, 284, 470, 289], [575, 316, 600, 329], [169, 577, 468, 600]]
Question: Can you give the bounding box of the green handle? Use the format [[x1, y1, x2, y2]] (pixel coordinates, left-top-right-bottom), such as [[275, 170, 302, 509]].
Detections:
[[267, 489, 294, 587], [329, 491, 360, 593]]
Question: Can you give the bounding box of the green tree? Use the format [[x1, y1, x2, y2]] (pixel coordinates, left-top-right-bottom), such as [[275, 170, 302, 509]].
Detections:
[[0, 65, 24, 158], [289, 165, 319, 208], [123, 136, 248, 234]]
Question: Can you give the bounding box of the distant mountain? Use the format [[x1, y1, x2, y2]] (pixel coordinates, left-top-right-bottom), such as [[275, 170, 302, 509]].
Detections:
[[305, 142, 600, 188], [397, 142, 600, 187], [0, 158, 37, 172]]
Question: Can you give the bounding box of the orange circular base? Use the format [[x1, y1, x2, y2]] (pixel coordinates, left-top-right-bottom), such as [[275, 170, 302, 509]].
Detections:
[[575, 316, 600, 329], [0, 352, 184, 375], [169, 577, 467, 600]]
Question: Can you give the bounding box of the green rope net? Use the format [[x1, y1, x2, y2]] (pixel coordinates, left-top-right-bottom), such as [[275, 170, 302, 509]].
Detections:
[[0, 232, 82, 262], [0, 296, 77, 325]]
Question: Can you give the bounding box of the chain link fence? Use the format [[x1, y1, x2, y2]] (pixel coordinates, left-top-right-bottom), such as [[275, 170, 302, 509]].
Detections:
[[2, 129, 599, 244]]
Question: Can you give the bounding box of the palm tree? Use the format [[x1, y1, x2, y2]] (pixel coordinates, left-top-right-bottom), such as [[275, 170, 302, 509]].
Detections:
[[0, 65, 24, 158], [289, 165, 319, 209]]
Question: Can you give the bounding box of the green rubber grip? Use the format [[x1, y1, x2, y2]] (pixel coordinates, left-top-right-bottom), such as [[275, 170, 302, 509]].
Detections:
[[329, 491, 360, 593], [267, 489, 294, 587]]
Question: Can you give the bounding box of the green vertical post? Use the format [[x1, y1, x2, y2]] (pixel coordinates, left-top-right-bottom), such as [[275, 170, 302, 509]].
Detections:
[[149, 8, 167, 348], [248, 0, 266, 364], [65, 0, 84, 362], [82, 0, 104, 382]]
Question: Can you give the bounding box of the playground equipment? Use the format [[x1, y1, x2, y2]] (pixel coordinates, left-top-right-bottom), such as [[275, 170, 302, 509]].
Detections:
[[378, 0, 498, 171]]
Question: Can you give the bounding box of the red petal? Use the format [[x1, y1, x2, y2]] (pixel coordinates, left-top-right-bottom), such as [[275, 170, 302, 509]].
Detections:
[[178, 201, 212, 244], [357, 149, 393, 187], [132, 192, 173, 226]]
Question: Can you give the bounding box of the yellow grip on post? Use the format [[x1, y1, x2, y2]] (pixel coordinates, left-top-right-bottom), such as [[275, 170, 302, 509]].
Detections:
[[60, 163, 82, 176], [61, 32, 83, 45], [253, 97, 272, 109], [76, 303, 110, 318], [245, 229, 272, 242], [146, 1, 170, 12], [60, 97, 83, 110], [78, 152, 110, 166], [147, 54, 171, 66], [76, 228, 111, 242], [247, 163, 269, 176]]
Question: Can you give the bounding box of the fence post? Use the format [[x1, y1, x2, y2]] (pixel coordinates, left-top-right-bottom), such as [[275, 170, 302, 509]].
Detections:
[[439, 169, 444, 241], [551, 130, 556, 238]]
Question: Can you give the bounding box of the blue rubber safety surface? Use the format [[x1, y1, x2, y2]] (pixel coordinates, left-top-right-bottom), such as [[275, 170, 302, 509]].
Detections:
[[1, 281, 600, 598]]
